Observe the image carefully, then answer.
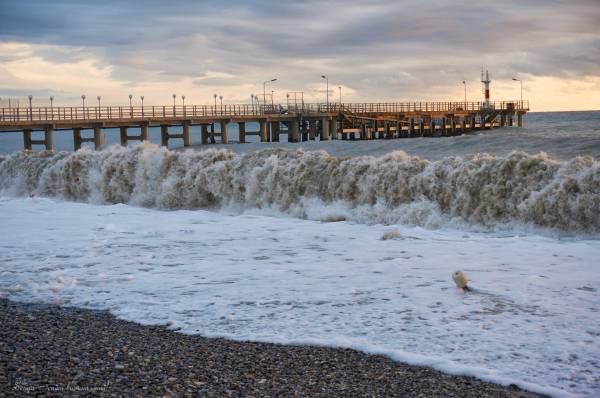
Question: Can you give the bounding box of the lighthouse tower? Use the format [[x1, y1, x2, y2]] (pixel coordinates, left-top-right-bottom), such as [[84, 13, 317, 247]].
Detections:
[[481, 68, 491, 108]]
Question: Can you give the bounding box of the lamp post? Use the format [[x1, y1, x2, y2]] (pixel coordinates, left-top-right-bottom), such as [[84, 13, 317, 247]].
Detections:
[[182, 95, 185, 107], [96, 96, 101, 118], [321, 75, 329, 110], [140, 96, 144, 117], [286, 93, 290, 109], [219, 95, 223, 106], [172, 93, 176, 116], [338, 86, 342, 105], [462, 80, 467, 109], [28, 95, 33, 120], [512, 78, 523, 107], [263, 78, 277, 106], [128, 94, 132, 107], [97, 96, 101, 107], [50, 96, 54, 119], [81, 94, 86, 107], [271, 90, 274, 108]]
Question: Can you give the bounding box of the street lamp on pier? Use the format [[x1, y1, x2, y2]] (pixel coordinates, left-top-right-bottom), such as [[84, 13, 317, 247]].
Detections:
[[140, 96, 144, 117], [321, 75, 329, 110], [462, 80, 467, 109], [28, 95, 33, 120], [263, 78, 277, 106], [512, 78, 523, 107], [338, 86, 342, 105], [81, 94, 86, 107]]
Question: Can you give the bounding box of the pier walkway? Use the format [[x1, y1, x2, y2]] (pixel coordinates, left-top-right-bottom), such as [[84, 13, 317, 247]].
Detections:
[[0, 101, 528, 151]]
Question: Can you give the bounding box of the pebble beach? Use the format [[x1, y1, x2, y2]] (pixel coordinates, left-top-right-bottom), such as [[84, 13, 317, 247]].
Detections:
[[1, 299, 545, 397]]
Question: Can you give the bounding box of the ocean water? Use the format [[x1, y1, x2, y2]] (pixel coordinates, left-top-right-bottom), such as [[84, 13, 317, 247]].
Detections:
[[1, 111, 599, 396]]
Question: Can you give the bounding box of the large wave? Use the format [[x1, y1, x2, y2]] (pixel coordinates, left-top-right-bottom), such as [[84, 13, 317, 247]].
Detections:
[[0, 143, 598, 232]]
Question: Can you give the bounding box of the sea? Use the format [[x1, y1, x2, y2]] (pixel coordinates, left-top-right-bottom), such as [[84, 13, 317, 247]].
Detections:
[[1, 111, 599, 397]]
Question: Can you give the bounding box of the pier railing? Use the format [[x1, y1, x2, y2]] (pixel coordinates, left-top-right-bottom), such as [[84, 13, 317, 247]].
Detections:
[[0, 101, 528, 122]]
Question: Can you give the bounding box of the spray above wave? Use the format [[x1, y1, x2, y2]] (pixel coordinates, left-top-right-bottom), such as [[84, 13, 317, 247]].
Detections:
[[0, 143, 598, 232]]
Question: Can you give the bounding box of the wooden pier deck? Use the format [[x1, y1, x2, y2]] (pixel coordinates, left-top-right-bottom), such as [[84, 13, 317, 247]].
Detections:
[[0, 101, 528, 151]]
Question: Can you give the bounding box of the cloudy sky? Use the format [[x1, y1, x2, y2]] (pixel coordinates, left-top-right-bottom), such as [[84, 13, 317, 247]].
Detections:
[[0, 0, 598, 111]]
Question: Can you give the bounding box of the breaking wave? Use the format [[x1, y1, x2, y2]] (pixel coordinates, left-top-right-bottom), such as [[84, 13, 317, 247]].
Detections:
[[0, 143, 598, 232]]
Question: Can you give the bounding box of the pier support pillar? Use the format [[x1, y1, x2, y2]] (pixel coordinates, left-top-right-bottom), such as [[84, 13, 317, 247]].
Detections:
[[509, 113, 514, 127], [288, 119, 299, 142], [160, 125, 169, 146], [301, 120, 309, 141], [441, 118, 446, 136], [418, 120, 424, 137], [23, 129, 32, 150], [259, 120, 268, 142], [238, 122, 246, 143], [182, 121, 191, 147], [461, 118, 466, 134], [270, 121, 280, 142], [320, 118, 330, 140], [45, 126, 54, 151], [220, 120, 229, 144], [408, 118, 414, 137], [201, 125, 209, 144], [120, 126, 129, 146], [74, 128, 82, 150], [94, 126, 102, 150], [140, 123, 149, 142], [210, 124, 216, 144], [362, 123, 369, 140], [329, 118, 336, 140], [384, 122, 392, 139], [500, 114, 506, 127], [451, 118, 456, 136], [517, 113, 524, 127], [308, 120, 317, 140]]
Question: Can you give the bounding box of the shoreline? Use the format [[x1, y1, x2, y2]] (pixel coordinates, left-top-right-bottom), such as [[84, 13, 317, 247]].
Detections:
[[1, 299, 546, 397]]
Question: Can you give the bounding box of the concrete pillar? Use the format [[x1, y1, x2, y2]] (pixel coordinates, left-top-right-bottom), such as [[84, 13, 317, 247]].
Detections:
[[500, 114, 506, 127], [23, 129, 32, 150], [220, 120, 229, 144], [384, 122, 392, 139], [201, 125, 209, 144], [161, 125, 169, 147], [460, 118, 466, 134], [329, 118, 337, 140], [210, 123, 216, 144], [182, 121, 191, 147], [238, 122, 246, 143], [288, 119, 299, 142], [409, 118, 415, 137], [320, 118, 330, 140], [45, 126, 54, 151], [120, 126, 129, 146], [73, 128, 82, 150], [270, 121, 280, 142], [451, 118, 456, 135], [418, 120, 424, 137], [301, 120, 309, 141], [361, 123, 368, 140], [94, 126, 102, 150], [517, 113, 523, 127], [308, 120, 317, 140], [140, 124, 149, 141], [259, 120, 268, 142], [509, 113, 514, 127], [429, 120, 435, 137]]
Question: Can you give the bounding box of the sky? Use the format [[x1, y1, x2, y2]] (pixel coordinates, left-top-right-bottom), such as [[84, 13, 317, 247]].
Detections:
[[0, 0, 599, 111]]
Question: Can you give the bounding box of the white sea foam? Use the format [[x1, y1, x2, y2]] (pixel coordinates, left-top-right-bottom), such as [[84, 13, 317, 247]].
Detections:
[[0, 143, 598, 232], [1, 197, 598, 396]]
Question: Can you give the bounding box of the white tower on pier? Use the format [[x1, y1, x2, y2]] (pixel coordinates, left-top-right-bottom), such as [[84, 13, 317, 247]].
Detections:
[[481, 68, 491, 108]]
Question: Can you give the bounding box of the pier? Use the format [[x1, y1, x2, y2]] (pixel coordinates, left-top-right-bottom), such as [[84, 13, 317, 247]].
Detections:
[[0, 101, 528, 151]]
